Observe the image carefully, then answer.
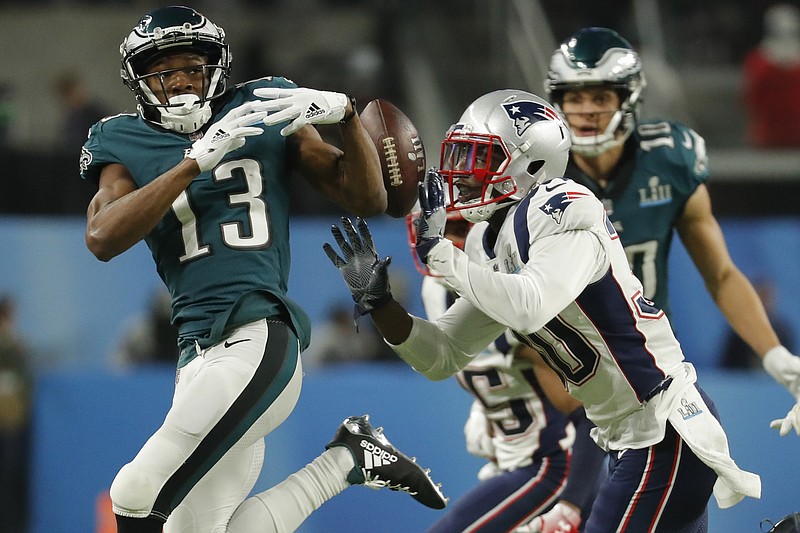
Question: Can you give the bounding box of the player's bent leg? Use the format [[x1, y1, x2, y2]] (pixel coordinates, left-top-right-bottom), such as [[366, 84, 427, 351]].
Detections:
[[112, 318, 301, 527], [167, 349, 302, 533], [427, 454, 568, 533], [226, 414, 448, 533], [110, 462, 161, 518], [226, 445, 352, 533], [584, 422, 716, 533], [164, 439, 265, 533]]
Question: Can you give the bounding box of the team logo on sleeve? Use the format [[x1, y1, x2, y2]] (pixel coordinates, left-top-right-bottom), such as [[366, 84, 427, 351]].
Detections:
[[502, 101, 565, 136], [540, 191, 590, 224], [79, 147, 93, 173]]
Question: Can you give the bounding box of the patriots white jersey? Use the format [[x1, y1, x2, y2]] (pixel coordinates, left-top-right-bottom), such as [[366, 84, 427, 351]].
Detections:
[[456, 352, 574, 471], [396, 178, 688, 449], [421, 276, 573, 471], [393, 177, 759, 503]]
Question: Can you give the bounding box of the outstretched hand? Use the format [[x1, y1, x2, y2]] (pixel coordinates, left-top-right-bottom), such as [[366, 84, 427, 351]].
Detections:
[[770, 403, 800, 437], [763, 346, 800, 436], [324, 217, 392, 317], [414, 169, 447, 264], [253, 87, 349, 136]]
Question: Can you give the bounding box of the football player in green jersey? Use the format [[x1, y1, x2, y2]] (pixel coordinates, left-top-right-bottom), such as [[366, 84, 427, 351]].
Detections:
[[79, 6, 446, 533], [544, 27, 800, 438]]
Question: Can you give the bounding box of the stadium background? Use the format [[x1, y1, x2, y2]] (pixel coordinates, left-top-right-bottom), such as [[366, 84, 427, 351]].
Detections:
[[1, 1, 798, 532]]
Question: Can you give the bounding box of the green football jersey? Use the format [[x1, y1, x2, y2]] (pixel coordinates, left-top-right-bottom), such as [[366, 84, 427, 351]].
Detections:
[[80, 77, 311, 365], [565, 119, 708, 316]]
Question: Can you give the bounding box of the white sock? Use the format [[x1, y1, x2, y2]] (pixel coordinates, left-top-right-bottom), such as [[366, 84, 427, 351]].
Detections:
[[225, 447, 355, 533]]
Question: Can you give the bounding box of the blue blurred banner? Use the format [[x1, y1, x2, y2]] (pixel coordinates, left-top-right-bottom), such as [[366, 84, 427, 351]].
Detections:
[[32, 364, 799, 532], [2, 215, 799, 371]]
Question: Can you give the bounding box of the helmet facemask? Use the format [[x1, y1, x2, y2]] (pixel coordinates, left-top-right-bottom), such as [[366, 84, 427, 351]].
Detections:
[[440, 130, 516, 223], [120, 6, 231, 133]]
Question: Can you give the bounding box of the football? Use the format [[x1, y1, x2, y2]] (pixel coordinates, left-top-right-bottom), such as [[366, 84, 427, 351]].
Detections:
[[359, 99, 426, 218]]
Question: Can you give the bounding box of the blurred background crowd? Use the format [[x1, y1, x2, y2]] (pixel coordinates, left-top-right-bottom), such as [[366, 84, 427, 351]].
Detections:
[[0, 0, 799, 215], [1, 1, 799, 532]]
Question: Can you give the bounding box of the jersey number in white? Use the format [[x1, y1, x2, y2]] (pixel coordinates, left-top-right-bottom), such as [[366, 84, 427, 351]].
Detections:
[[624, 240, 658, 300], [172, 159, 270, 263]]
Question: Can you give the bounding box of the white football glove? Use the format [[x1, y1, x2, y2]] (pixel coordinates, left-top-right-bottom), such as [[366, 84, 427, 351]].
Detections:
[[762, 346, 800, 436], [464, 401, 495, 460], [770, 402, 800, 437], [515, 502, 581, 533], [252, 87, 349, 136], [187, 103, 268, 172]]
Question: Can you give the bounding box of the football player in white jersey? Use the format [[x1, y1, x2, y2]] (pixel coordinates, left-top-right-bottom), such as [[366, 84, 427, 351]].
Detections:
[[326, 90, 761, 532], [406, 210, 604, 532]]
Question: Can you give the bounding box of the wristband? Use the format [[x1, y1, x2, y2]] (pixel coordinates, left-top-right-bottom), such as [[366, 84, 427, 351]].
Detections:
[[339, 96, 358, 124]]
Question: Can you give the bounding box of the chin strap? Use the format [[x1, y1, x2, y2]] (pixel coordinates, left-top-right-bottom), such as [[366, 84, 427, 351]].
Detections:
[[159, 94, 213, 133]]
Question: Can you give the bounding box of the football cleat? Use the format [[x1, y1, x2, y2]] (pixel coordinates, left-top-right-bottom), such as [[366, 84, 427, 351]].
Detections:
[[326, 414, 448, 510]]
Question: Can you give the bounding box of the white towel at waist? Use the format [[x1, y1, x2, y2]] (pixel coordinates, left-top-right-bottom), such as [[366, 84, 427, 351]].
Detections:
[[664, 365, 761, 509]]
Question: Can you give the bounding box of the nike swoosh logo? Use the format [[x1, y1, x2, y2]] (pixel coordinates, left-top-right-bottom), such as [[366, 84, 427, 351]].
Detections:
[[224, 338, 251, 348], [544, 182, 564, 192]]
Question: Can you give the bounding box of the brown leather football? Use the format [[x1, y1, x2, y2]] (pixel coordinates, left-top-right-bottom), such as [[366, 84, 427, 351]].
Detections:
[[360, 99, 426, 218]]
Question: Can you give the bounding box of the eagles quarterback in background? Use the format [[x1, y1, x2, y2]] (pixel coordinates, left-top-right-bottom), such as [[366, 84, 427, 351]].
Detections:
[[79, 6, 446, 533], [544, 27, 800, 438]]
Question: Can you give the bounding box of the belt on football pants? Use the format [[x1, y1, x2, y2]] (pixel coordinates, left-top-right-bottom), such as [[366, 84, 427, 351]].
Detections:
[[644, 376, 673, 402]]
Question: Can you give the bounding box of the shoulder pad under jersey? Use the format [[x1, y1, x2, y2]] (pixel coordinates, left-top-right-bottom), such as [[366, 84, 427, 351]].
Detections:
[[522, 177, 603, 238]]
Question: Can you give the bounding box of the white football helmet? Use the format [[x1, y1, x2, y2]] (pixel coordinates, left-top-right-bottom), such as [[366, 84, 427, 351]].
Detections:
[[120, 6, 231, 133], [439, 89, 571, 223], [545, 27, 646, 156]]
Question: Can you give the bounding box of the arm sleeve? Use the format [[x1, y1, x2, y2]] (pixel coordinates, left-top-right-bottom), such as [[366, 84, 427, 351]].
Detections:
[[420, 276, 452, 322], [390, 297, 508, 381], [427, 230, 607, 334]]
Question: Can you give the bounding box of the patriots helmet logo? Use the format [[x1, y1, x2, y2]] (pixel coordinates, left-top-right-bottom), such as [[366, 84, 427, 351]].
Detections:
[[540, 191, 590, 224], [502, 101, 564, 137]]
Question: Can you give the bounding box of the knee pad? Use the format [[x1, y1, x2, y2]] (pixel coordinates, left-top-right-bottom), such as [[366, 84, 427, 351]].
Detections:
[[110, 462, 157, 516]]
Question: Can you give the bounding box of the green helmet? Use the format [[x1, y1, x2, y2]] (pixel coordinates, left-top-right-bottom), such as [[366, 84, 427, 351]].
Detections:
[[544, 27, 646, 156], [120, 6, 231, 133]]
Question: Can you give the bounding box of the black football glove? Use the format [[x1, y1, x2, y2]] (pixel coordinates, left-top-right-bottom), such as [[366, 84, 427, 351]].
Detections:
[[324, 217, 393, 318]]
